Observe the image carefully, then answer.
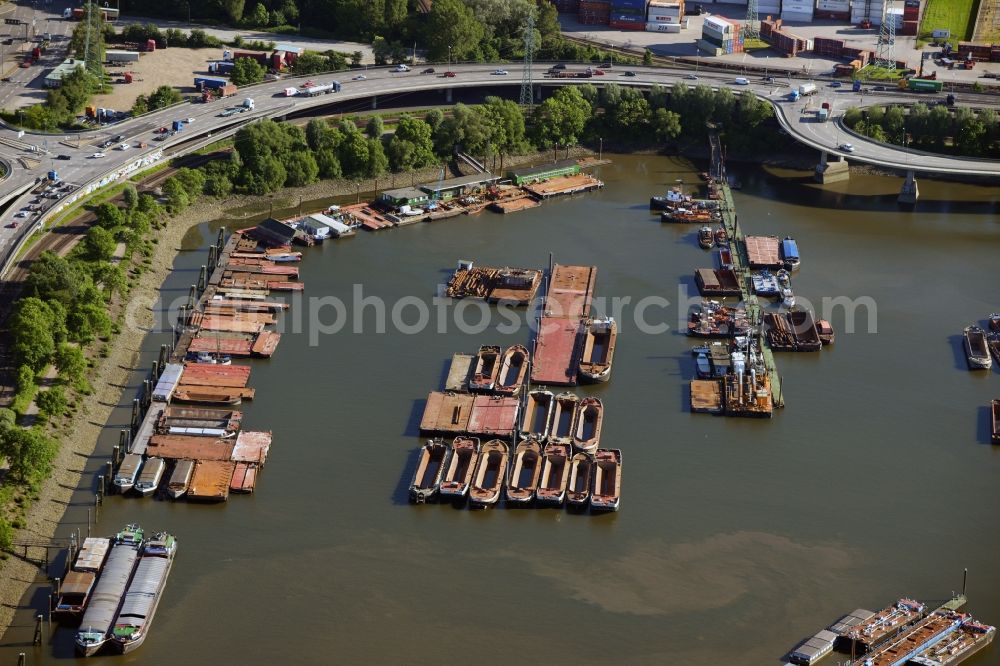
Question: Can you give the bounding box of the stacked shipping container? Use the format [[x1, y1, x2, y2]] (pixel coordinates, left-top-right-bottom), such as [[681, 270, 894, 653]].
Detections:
[[761, 18, 810, 57], [700, 15, 744, 54], [780, 0, 814, 23], [646, 0, 684, 32], [579, 0, 611, 24], [851, 0, 884, 26], [900, 0, 920, 36], [610, 0, 649, 30], [815, 0, 850, 21], [551, 0, 581, 12]]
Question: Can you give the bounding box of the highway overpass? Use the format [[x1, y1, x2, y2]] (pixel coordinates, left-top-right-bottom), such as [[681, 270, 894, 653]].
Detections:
[[3, 62, 1000, 274]]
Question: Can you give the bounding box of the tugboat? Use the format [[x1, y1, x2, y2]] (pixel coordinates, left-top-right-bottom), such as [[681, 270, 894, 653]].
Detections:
[[715, 226, 728, 246], [814, 319, 835, 345], [649, 185, 690, 210], [698, 226, 715, 249]]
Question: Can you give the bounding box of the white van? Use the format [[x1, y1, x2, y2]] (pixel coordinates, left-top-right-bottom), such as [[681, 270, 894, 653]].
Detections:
[[734, 77, 750, 85]]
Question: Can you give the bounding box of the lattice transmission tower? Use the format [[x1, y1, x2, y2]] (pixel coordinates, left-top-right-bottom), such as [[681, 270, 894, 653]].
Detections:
[[874, 0, 897, 70], [520, 12, 536, 109], [743, 0, 760, 40]]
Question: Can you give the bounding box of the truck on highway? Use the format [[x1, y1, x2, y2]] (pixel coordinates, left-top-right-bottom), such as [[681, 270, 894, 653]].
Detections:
[[283, 87, 298, 97], [817, 108, 829, 122], [852, 79, 862, 92], [242, 98, 255, 111], [298, 81, 341, 96], [905, 78, 943, 93], [546, 69, 593, 78], [798, 82, 817, 96], [201, 83, 237, 102], [172, 120, 184, 132], [194, 76, 230, 92]]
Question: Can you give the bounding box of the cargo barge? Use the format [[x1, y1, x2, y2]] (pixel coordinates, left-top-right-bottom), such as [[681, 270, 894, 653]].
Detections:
[[445, 260, 542, 306]]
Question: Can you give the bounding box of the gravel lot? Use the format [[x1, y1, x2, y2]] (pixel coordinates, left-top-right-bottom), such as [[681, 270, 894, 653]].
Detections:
[[89, 46, 221, 112]]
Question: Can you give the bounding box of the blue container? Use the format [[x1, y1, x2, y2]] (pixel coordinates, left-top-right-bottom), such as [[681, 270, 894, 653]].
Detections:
[[611, 0, 647, 10], [48, 170, 59, 181]]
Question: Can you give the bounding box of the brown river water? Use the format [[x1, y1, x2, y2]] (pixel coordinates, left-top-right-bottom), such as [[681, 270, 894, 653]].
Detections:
[[2, 155, 999, 665]]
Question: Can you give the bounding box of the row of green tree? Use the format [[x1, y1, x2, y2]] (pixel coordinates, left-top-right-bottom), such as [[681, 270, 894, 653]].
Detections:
[[843, 104, 1000, 158], [116, 23, 225, 49]]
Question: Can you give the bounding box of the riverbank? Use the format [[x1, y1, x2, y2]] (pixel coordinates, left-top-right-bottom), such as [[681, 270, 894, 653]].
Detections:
[[0, 143, 596, 640]]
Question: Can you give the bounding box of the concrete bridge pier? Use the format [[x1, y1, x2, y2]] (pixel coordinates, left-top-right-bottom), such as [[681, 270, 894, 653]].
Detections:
[[898, 170, 919, 205], [445, 88, 452, 103], [371, 95, 378, 109], [814, 150, 850, 184]]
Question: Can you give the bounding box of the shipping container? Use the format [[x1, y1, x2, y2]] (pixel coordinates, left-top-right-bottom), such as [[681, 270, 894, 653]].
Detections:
[[152, 363, 184, 402], [194, 76, 230, 91], [646, 21, 681, 32]]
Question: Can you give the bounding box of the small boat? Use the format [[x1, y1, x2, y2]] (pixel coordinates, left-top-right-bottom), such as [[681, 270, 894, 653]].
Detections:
[[781, 236, 800, 270], [572, 397, 603, 454], [715, 226, 728, 245], [469, 439, 509, 509], [75, 525, 144, 656], [549, 392, 579, 444], [165, 460, 194, 499], [439, 437, 480, 500], [113, 453, 143, 494], [469, 345, 502, 392], [964, 325, 992, 370], [718, 247, 733, 269], [111, 532, 177, 654], [989, 313, 1000, 334], [192, 351, 232, 365], [649, 185, 690, 210], [590, 449, 622, 513], [134, 457, 165, 497], [535, 442, 572, 505], [578, 317, 617, 383], [815, 319, 835, 345], [775, 268, 791, 289], [687, 301, 750, 338], [520, 390, 554, 441], [692, 345, 712, 378], [506, 439, 543, 504], [495, 344, 529, 395], [781, 287, 795, 308], [409, 438, 451, 503], [751, 271, 780, 297], [566, 452, 594, 508], [992, 400, 1000, 445], [698, 226, 715, 249], [268, 252, 302, 262]]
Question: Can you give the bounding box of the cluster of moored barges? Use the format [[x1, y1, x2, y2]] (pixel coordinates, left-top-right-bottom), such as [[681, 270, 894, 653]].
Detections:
[[412, 260, 622, 512], [54, 524, 177, 657], [787, 595, 995, 666], [114, 230, 288, 501], [662, 173, 835, 417], [961, 314, 1000, 444]]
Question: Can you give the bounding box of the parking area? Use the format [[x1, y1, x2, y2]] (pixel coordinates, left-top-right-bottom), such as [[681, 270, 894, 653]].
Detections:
[[88, 46, 223, 112]]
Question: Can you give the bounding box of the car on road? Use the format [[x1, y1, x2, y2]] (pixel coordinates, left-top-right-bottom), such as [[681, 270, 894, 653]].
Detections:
[[443, 71, 456, 77], [56, 154, 70, 160], [684, 74, 698, 80], [0, 77, 10, 82], [492, 69, 508, 76], [14, 211, 28, 218], [118, 143, 130, 150], [5, 222, 19, 228], [763, 75, 775, 82], [186, 117, 195, 123], [100, 139, 114, 148], [352, 74, 366, 80], [421, 68, 435, 74], [19, 61, 29, 68], [830, 81, 843, 87], [153, 134, 166, 141], [155, 126, 168, 133], [90, 152, 106, 158], [623, 71, 636, 77], [113, 135, 125, 142], [552, 63, 567, 70], [839, 143, 855, 153], [589, 68, 605, 76], [392, 64, 410, 72], [735, 77, 750, 85], [873, 85, 886, 91]]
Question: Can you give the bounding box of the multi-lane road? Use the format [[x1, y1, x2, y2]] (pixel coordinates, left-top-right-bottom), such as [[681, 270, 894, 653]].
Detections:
[[2, 50, 1000, 273]]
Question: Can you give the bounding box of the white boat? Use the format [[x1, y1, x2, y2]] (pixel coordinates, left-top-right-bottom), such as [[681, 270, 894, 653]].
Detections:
[[113, 453, 143, 494], [134, 457, 165, 497], [781, 287, 795, 308], [111, 532, 177, 654], [193, 351, 232, 365]]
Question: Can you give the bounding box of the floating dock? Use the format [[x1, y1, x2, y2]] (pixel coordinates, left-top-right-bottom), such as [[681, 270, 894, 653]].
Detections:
[[179, 363, 252, 388], [530, 317, 582, 386], [489, 196, 540, 214], [187, 460, 237, 501], [444, 353, 475, 392], [522, 173, 603, 199], [147, 435, 235, 461], [467, 395, 520, 437], [543, 264, 597, 319], [744, 235, 782, 269], [419, 391, 474, 434], [445, 262, 542, 306], [231, 430, 272, 464], [690, 379, 724, 413], [695, 268, 742, 297]]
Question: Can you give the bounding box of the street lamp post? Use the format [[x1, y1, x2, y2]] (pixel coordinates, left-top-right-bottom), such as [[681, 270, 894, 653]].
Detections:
[[448, 45, 452, 69]]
